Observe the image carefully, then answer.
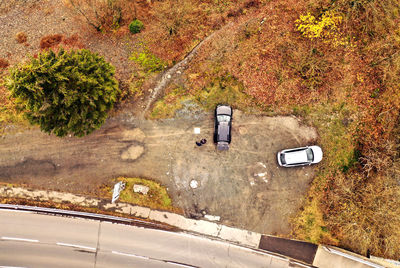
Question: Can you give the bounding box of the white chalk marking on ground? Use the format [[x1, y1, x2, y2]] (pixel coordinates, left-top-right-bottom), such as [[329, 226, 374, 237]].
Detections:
[[257, 162, 267, 168], [194, 127, 201, 134], [56, 242, 96, 251], [1, 237, 39, 243], [112, 250, 149, 260]]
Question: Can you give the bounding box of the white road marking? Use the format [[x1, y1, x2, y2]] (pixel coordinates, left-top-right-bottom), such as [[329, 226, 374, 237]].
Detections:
[[112, 250, 149, 260], [0, 266, 27, 268], [0, 209, 31, 214], [56, 242, 96, 251], [1, 237, 39, 243]]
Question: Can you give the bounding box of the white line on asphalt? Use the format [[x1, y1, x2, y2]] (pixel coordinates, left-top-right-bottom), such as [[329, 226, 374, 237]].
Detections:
[[1, 237, 39, 243], [111, 250, 149, 260], [56, 242, 96, 251], [0, 266, 27, 268], [0, 209, 31, 214]]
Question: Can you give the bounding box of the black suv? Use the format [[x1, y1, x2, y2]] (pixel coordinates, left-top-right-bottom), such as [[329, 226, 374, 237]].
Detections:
[[214, 105, 232, 150]]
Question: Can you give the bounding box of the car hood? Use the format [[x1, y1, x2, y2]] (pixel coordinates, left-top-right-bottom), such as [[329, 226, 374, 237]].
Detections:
[[310, 146, 323, 163], [216, 105, 232, 115]]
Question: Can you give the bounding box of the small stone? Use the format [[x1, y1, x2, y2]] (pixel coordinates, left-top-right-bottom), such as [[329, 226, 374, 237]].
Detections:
[[133, 184, 150, 195]]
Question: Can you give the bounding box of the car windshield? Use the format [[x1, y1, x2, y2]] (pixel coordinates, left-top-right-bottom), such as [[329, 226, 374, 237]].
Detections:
[[280, 154, 286, 165], [217, 115, 231, 122], [306, 148, 314, 161]]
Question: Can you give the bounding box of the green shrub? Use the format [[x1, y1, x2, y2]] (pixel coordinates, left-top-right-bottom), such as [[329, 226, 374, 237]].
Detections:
[[6, 48, 119, 137], [129, 19, 144, 34], [130, 49, 166, 73]]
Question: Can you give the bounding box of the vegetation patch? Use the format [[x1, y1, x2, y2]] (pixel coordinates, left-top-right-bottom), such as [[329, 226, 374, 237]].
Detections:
[[0, 70, 28, 134], [40, 34, 63, 49], [193, 74, 254, 111], [6, 48, 119, 137], [116, 177, 178, 212], [150, 86, 187, 119], [129, 19, 144, 34], [130, 46, 167, 73], [150, 74, 254, 119]]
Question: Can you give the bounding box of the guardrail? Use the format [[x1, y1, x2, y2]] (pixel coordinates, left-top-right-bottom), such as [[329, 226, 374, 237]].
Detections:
[[0, 204, 171, 229]]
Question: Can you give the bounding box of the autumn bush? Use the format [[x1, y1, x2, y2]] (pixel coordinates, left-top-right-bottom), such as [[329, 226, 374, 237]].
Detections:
[[0, 59, 9, 69], [40, 34, 63, 49]]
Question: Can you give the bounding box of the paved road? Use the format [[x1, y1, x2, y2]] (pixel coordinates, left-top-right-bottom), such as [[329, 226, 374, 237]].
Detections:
[[0, 210, 294, 268]]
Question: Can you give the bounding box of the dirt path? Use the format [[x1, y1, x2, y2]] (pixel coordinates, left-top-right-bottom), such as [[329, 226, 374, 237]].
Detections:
[[0, 108, 318, 235]]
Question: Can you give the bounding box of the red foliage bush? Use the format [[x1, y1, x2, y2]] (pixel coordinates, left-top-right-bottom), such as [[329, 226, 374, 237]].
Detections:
[[40, 34, 64, 49], [0, 58, 9, 69]]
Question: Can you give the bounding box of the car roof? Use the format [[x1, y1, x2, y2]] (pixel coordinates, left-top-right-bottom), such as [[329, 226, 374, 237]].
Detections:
[[283, 150, 308, 164], [218, 123, 230, 141]]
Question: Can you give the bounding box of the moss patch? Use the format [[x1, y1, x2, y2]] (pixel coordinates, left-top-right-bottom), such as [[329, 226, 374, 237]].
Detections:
[[117, 177, 178, 212], [150, 74, 254, 118]]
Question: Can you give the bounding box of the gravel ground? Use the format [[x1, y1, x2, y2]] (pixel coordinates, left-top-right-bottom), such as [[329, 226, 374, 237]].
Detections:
[[0, 106, 319, 235]]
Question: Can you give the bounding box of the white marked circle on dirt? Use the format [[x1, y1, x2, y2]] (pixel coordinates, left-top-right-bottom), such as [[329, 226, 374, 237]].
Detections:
[[190, 180, 199, 189], [121, 145, 144, 161]]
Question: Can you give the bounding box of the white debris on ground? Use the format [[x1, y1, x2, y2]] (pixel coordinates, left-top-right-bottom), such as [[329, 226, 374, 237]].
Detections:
[[190, 180, 199, 189], [194, 127, 201, 134], [204, 215, 221, 221], [133, 184, 150, 195]]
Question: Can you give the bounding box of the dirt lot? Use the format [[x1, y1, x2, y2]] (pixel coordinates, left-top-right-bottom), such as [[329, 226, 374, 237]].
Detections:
[[0, 103, 318, 235]]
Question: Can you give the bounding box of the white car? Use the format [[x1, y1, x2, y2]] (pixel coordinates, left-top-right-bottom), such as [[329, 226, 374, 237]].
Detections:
[[277, 146, 323, 167]]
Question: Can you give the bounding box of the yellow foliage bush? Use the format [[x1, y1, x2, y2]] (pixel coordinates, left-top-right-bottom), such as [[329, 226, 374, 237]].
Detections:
[[295, 11, 352, 47]]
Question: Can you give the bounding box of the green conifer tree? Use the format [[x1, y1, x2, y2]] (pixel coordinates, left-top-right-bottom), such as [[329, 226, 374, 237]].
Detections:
[[6, 48, 119, 137]]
